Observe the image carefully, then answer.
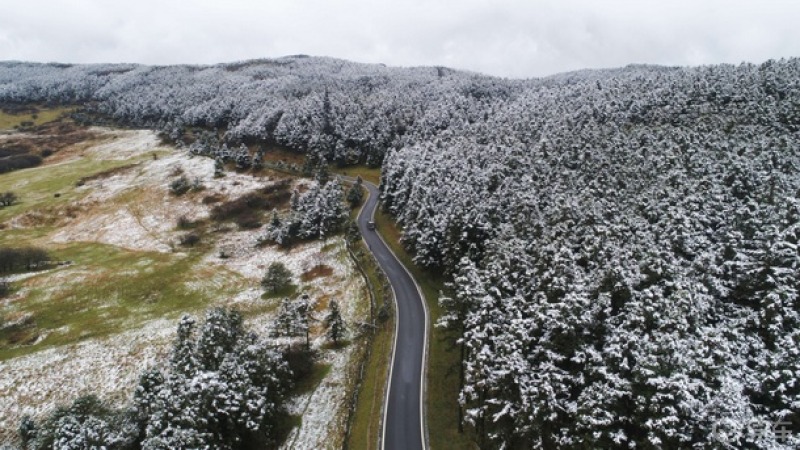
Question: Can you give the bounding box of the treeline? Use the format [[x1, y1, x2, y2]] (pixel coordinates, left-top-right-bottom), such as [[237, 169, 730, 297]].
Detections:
[[2, 56, 799, 448], [259, 177, 347, 247], [0, 153, 42, 174], [381, 60, 800, 448], [0, 247, 50, 273], [0, 57, 522, 167], [19, 308, 300, 450]]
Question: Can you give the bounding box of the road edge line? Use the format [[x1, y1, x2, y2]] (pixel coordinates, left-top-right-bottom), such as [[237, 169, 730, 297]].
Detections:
[[366, 182, 430, 450]]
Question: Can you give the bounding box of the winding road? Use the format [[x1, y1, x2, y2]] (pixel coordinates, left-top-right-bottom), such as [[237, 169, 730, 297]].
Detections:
[[349, 178, 428, 450]]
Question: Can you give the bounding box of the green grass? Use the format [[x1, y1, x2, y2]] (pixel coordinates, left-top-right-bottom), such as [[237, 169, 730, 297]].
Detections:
[[261, 284, 299, 300], [0, 157, 143, 223], [0, 106, 73, 130], [0, 226, 54, 246], [295, 363, 332, 394], [373, 209, 477, 450], [347, 319, 393, 450], [0, 243, 242, 361], [332, 165, 382, 186]]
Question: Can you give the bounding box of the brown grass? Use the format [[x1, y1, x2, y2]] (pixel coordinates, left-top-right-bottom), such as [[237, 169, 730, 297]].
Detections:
[[260, 145, 306, 165], [300, 264, 333, 282], [1, 120, 98, 164]]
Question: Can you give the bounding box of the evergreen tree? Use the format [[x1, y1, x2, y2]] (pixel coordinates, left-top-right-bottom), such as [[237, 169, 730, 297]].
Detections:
[[214, 157, 225, 178], [170, 315, 198, 377], [22, 395, 138, 450], [272, 295, 311, 348], [261, 262, 293, 294], [324, 300, 346, 345], [196, 308, 245, 370], [314, 159, 330, 185], [302, 153, 318, 177], [346, 176, 365, 208]]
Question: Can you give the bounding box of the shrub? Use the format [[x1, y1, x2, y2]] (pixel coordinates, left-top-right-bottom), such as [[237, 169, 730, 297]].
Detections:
[[202, 193, 224, 204], [235, 212, 263, 229], [0, 280, 10, 298], [179, 233, 200, 247], [0, 191, 18, 207], [169, 175, 191, 196], [190, 177, 205, 192], [176, 215, 196, 229], [0, 154, 42, 174]]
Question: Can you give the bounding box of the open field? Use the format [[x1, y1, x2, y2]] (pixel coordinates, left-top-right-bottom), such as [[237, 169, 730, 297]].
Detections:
[[0, 105, 73, 130], [0, 117, 370, 447], [333, 165, 381, 185]]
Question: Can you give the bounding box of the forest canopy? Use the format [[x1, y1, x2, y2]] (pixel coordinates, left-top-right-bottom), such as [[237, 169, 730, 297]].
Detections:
[[2, 56, 799, 448]]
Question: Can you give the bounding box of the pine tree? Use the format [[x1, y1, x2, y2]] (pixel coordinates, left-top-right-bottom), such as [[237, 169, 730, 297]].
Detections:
[[261, 262, 293, 294], [324, 300, 346, 345], [213, 157, 225, 178], [196, 308, 244, 370], [170, 315, 198, 377], [296, 294, 311, 349], [302, 153, 318, 177], [314, 159, 330, 185], [346, 176, 365, 208], [274, 298, 297, 337]]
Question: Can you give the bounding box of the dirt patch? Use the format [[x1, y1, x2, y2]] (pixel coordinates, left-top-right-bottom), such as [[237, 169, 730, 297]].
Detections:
[[1, 120, 97, 165], [209, 179, 293, 228], [202, 193, 225, 204], [300, 264, 334, 282], [0, 313, 37, 346]]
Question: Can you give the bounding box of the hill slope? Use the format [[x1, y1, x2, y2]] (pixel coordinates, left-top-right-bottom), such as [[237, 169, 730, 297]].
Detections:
[[1, 56, 799, 448]]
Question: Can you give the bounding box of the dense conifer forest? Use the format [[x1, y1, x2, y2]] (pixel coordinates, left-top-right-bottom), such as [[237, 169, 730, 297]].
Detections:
[[2, 56, 798, 448]]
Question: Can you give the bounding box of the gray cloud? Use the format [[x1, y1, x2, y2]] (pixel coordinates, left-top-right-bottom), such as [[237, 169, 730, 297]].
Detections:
[[1, 0, 798, 78]]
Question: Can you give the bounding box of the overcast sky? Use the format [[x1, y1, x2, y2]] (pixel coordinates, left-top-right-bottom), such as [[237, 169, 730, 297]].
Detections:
[[1, 0, 798, 78]]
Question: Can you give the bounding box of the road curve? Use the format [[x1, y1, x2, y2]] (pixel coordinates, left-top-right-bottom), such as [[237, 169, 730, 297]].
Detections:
[[347, 177, 428, 450]]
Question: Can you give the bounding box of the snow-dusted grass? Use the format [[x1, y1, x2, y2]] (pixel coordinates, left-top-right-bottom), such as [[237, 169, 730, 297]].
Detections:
[[0, 243, 242, 361], [0, 318, 175, 444], [0, 127, 370, 448]]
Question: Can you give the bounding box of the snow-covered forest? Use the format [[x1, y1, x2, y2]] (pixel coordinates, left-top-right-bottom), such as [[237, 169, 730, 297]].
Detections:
[[2, 56, 799, 448]]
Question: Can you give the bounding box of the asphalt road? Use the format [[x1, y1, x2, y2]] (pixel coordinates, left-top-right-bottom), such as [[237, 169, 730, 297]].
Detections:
[[349, 178, 428, 450]]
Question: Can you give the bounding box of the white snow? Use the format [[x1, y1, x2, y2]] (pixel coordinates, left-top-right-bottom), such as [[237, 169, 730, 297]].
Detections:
[[0, 129, 370, 448], [0, 318, 174, 443]]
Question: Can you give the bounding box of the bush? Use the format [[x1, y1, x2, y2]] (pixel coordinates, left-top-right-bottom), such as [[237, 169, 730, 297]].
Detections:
[[0, 191, 17, 207], [179, 233, 200, 247], [235, 212, 263, 229], [0, 154, 42, 174], [169, 175, 191, 196], [202, 193, 224, 204], [210, 183, 293, 224], [176, 215, 196, 229]]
